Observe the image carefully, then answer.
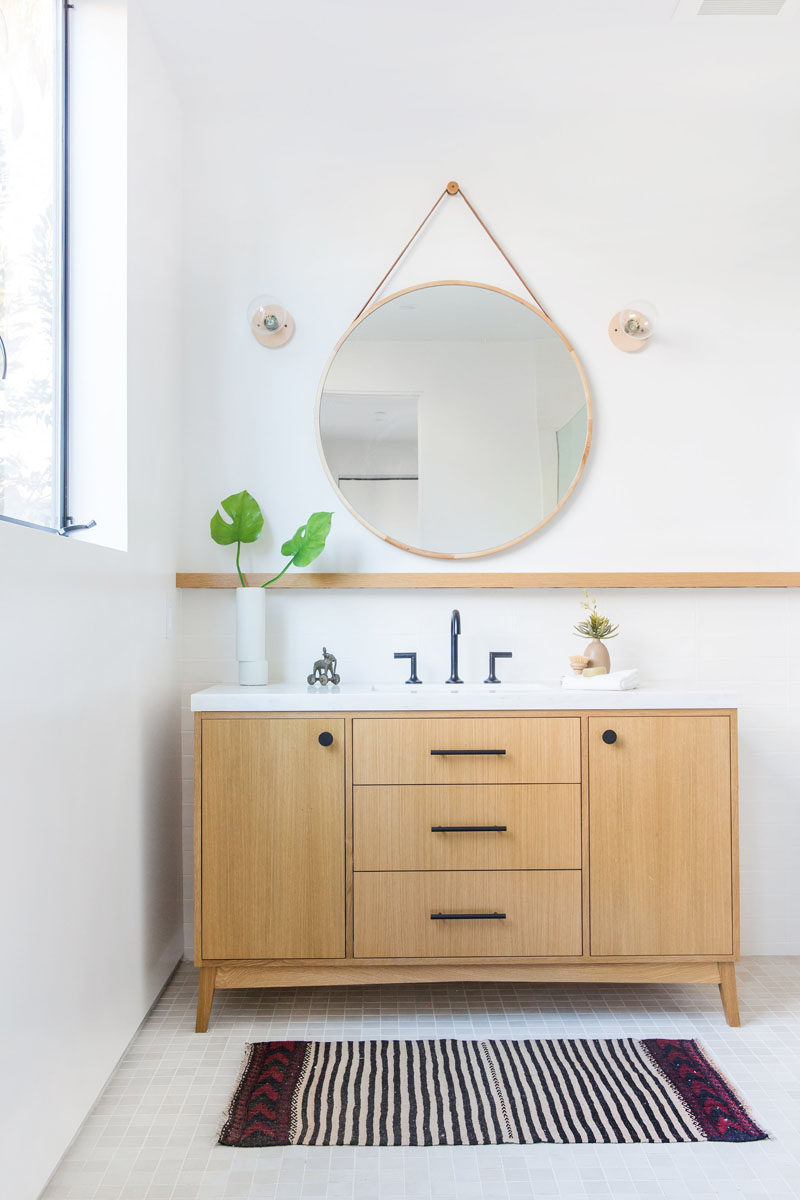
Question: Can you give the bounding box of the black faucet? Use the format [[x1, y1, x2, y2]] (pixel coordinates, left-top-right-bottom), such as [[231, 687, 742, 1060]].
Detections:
[[446, 609, 463, 684]]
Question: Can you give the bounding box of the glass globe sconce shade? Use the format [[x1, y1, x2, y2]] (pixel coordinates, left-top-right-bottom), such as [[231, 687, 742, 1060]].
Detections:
[[609, 300, 656, 352], [248, 295, 295, 348]]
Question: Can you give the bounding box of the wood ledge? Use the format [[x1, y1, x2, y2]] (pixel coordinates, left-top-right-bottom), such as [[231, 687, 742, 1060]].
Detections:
[[177, 571, 800, 590]]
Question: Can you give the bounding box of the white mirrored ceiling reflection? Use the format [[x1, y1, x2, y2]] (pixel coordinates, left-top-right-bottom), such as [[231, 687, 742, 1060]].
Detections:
[[318, 283, 590, 557]]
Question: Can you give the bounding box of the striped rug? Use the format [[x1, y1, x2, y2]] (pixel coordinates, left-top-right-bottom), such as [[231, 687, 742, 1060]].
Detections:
[[219, 1038, 767, 1146]]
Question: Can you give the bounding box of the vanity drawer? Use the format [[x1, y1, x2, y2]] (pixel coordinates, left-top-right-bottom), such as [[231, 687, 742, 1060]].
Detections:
[[352, 717, 581, 785], [354, 870, 582, 958], [353, 785, 581, 871]]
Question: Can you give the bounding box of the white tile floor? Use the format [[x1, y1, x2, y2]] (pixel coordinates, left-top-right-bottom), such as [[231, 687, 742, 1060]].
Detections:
[[41, 959, 800, 1200]]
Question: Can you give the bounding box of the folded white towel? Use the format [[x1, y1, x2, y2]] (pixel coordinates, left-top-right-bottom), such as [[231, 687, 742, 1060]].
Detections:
[[561, 668, 640, 691]]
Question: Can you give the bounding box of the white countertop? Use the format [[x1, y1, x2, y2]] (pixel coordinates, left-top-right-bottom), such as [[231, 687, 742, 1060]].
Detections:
[[191, 683, 738, 712]]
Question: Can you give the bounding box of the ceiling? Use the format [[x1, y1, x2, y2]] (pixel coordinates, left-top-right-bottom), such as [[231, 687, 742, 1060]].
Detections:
[[320, 392, 420, 444], [137, 0, 799, 107]]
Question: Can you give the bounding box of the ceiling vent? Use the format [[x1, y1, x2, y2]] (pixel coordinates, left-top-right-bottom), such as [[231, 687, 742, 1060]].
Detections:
[[697, 0, 786, 13], [672, 0, 798, 17]]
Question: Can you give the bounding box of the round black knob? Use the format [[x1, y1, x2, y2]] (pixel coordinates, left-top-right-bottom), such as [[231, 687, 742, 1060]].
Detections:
[[601, 729, 617, 745], [318, 731, 334, 747]]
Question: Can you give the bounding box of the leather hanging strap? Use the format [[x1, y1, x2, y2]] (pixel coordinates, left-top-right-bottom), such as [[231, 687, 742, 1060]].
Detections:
[[354, 181, 551, 322]]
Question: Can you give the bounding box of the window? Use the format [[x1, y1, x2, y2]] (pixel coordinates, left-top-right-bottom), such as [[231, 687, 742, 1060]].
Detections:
[[0, 0, 65, 531]]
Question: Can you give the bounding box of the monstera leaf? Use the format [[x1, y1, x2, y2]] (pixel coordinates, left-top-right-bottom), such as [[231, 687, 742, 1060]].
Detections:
[[209, 491, 332, 588], [210, 490, 264, 586], [210, 490, 264, 546], [280, 511, 333, 568]]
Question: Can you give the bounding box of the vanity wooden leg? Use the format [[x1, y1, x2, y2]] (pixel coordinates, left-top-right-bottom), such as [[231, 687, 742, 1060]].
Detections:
[[196, 965, 217, 1033], [718, 962, 740, 1027]]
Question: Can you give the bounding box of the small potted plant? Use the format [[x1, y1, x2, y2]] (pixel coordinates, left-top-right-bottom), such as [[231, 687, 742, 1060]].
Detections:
[[573, 590, 619, 674], [210, 490, 332, 684]]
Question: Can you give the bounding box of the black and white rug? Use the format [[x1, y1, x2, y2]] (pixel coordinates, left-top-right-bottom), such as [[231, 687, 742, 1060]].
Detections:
[[219, 1037, 767, 1146]]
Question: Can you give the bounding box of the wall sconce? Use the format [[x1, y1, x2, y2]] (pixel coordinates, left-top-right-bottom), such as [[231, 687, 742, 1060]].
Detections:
[[248, 295, 295, 348], [609, 301, 656, 352]]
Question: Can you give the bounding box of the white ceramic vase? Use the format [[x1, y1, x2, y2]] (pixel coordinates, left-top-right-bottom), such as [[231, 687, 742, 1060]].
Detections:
[[236, 587, 268, 685]]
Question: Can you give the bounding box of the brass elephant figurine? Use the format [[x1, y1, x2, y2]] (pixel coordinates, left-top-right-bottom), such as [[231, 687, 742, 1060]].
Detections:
[[307, 647, 340, 686]]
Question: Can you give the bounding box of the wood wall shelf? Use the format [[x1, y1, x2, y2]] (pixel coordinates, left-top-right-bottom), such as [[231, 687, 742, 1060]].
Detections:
[[176, 572, 800, 590]]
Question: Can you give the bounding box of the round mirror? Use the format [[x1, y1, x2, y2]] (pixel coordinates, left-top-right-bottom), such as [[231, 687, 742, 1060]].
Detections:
[[316, 281, 591, 559]]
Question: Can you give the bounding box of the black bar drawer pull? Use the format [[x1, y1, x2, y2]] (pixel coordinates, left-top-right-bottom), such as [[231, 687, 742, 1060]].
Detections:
[[430, 749, 506, 756], [430, 825, 508, 833], [430, 911, 507, 920]]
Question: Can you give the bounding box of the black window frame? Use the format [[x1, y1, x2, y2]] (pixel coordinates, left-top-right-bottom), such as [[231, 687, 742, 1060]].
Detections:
[[0, 0, 94, 538]]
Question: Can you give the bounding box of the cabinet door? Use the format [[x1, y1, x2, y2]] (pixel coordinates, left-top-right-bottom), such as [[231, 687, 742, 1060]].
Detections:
[[589, 716, 733, 956], [201, 718, 345, 960]]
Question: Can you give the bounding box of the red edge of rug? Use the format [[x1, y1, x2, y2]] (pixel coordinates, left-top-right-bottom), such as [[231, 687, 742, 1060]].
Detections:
[[219, 1041, 309, 1147], [641, 1039, 768, 1142]]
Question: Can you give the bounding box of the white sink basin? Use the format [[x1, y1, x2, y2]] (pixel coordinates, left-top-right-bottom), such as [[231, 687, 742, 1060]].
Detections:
[[370, 682, 551, 694]]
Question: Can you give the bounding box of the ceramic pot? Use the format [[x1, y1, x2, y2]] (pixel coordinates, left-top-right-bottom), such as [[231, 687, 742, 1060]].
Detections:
[[584, 639, 610, 673], [236, 587, 268, 685]]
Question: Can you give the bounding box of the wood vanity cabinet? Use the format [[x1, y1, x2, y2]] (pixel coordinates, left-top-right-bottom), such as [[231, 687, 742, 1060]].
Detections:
[[194, 709, 739, 1031], [198, 717, 346, 962], [588, 716, 734, 958]]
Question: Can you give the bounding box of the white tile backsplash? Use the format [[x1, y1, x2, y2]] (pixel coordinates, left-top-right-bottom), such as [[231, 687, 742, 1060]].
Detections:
[[179, 586, 800, 958]]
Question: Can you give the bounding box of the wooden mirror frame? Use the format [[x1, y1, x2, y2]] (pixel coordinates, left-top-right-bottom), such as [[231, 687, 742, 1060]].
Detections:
[[315, 280, 593, 560]]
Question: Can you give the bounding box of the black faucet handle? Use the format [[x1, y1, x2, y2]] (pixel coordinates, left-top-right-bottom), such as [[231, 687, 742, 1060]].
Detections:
[[485, 651, 512, 684], [394, 651, 422, 684]]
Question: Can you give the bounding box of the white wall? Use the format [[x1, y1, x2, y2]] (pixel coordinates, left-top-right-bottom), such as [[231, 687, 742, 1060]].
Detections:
[[67, 0, 128, 550], [0, 7, 184, 1198], [177, 22, 800, 576], [173, 16, 800, 961]]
